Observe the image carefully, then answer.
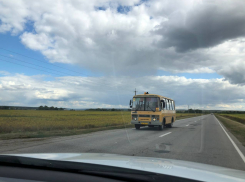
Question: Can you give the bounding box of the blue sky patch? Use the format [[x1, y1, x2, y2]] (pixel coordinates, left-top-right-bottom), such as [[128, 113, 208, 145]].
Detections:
[[95, 6, 107, 11], [24, 20, 36, 33], [117, 5, 131, 14], [0, 33, 103, 78], [135, 0, 149, 6]]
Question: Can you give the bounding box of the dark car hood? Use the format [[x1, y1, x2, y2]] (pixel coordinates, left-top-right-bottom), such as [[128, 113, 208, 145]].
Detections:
[[3, 153, 245, 182]]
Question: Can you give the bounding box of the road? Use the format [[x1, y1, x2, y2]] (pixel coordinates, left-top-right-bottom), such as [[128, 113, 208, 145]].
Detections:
[[1, 114, 245, 171]]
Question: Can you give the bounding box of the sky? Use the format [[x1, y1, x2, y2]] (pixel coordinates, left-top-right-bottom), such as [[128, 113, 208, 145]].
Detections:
[[0, 0, 245, 110]]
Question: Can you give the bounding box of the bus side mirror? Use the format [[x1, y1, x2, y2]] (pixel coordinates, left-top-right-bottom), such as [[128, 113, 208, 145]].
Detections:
[[129, 100, 132, 108]]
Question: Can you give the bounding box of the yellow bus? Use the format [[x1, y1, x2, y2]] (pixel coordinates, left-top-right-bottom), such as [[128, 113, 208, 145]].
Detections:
[[130, 92, 176, 130]]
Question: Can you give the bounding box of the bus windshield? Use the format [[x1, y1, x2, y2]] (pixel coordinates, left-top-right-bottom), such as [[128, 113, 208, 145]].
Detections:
[[132, 97, 159, 111]]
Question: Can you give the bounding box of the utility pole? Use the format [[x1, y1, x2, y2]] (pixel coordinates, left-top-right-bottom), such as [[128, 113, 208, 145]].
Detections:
[[134, 88, 137, 95]]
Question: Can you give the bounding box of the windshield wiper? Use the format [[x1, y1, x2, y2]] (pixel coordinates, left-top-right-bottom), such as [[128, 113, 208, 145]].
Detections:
[[133, 105, 141, 111]]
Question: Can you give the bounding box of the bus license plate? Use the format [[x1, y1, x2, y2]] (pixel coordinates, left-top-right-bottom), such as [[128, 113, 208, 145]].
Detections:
[[141, 123, 148, 125]]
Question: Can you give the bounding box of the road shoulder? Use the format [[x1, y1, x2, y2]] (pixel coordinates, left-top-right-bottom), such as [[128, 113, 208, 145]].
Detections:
[[215, 115, 245, 163]]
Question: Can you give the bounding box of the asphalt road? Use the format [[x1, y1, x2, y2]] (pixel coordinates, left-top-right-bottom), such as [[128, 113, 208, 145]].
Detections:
[[1, 114, 245, 171]]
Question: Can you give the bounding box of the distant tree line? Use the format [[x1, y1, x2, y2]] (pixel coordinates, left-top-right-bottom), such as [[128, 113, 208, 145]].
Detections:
[[0, 106, 38, 110], [37, 105, 64, 110], [176, 109, 203, 113], [185, 109, 203, 113], [177, 109, 245, 114], [177, 109, 212, 113], [0, 106, 10, 110], [86, 108, 131, 111], [218, 111, 245, 114]]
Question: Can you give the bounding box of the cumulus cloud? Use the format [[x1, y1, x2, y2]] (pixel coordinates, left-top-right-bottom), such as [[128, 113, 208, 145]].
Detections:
[[154, 0, 245, 52], [218, 60, 245, 85], [3, 0, 245, 76], [1, 74, 245, 110], [20, 33, 53, 51], [0, 0, 29, 34]]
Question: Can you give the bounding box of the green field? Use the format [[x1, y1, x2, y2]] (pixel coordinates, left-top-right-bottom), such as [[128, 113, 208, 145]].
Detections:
[[219, 114, 245, 125], [216, 114, 245, 146], [0, 110, 201, 139]]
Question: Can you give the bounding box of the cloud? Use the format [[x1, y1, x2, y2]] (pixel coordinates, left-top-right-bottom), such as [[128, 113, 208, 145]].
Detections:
[[0, 0, 30, 34], [1, 74, 245, 110], [21, 32, 53, 51], [0, 0, 214, 75], [0, 70, 10, 75], [154, 0, 245, 52], [1, 0, 245, 85], [218, 60, 245, 85], [161, 67, 214, 74]]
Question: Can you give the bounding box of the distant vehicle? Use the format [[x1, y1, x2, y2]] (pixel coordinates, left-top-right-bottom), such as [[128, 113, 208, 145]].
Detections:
[[129, 92, 176, 130]]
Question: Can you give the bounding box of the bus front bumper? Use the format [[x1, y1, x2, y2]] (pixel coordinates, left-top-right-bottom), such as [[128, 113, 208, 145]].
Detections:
[[131, 120, 162, 126]]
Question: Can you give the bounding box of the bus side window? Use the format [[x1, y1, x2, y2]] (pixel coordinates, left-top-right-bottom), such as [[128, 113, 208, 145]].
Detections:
[[170, 101, 173, 110], [162, 100, 165, 109], [166, 100, 169, 110]]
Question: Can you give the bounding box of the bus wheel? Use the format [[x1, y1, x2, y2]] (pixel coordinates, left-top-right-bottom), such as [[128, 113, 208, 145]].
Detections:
[[135, 125, 140, 130], [159, 123, 163, 130], [168, 118, 173, 128]]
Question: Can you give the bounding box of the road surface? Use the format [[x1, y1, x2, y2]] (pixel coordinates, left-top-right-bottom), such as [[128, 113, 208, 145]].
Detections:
[[1, 114, 245, 171]]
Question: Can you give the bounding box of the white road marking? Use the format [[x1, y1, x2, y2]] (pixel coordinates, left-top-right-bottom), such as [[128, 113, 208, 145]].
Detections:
[[186, 124, 189, 126], [159, 132, 172, 137], [215, 116, 245, 163], [195, 121, 196, 122]]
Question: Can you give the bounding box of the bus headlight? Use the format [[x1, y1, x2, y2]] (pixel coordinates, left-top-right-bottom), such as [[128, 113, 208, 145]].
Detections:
[[152, 115, 159, 121], [132, 115, 137, 121]]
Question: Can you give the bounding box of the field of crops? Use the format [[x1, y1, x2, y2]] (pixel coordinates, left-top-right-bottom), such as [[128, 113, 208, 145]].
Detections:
[[0, 110, 131, 133], [0, 110, 200, 139], [216, 114, 245, 146], [219, 114, 245, 125]]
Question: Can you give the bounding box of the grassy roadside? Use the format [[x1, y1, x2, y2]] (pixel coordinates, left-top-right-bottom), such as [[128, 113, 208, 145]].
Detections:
[[0, 124, 134, 140], [0, 111, 202, 140], [215, 114, 245, 146], [219, 114, 245, 125]]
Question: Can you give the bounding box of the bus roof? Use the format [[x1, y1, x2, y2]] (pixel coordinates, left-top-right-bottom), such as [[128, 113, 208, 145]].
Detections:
[[133, 94, 174, 101]]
